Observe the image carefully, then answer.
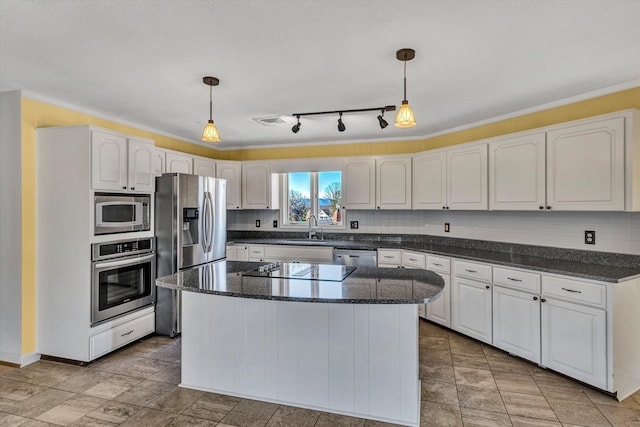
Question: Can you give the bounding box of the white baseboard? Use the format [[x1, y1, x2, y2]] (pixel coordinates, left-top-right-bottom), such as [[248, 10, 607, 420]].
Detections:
[[0, 350, 21, 365], [20, 351, 40, 367]]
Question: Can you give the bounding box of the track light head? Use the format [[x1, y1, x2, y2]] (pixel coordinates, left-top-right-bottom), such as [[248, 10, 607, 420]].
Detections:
[[378, 110, 389, 129], [337, 113, 346, 132], [292, 115, 301, 133]]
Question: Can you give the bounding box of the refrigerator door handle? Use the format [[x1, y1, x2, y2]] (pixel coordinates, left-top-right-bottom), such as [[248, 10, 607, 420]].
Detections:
[[203, 191, 214, 253]]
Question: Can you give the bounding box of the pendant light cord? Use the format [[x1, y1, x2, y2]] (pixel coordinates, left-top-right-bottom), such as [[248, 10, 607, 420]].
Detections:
[[209, 85, 213, 120], [403, 59, 407, 102]]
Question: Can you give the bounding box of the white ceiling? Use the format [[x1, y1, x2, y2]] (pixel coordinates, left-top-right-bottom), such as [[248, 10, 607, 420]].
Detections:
[[1, 0, 640, 150]]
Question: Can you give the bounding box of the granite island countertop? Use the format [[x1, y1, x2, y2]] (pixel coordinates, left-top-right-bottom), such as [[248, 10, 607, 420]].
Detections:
[[227, 237, 640, 283], [155, 259, 445, 304]]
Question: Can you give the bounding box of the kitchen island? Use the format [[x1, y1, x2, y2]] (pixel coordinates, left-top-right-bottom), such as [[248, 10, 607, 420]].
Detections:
[[156, 260, 445, 427]]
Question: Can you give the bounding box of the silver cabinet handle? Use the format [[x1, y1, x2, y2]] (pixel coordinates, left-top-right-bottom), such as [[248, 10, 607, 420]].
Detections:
[[409, 258, 417, 262], [383, 255, 395, 259], [507, 277, 523, 282], [561, 287, 581, 293], [465, 269, 478, 273], [432, 263, 443, 266], [121, 330, 134, 337]]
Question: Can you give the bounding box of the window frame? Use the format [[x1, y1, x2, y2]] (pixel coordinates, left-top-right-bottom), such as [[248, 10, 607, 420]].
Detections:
[[279, 171, 345, 229]]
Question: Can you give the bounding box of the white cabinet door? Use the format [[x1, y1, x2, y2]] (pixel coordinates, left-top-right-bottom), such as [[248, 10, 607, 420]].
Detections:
[[193, 157, 216, 177], [451, 277, 492, 344], [492, 285, 541, 363], [546, 117, 625, 211], [152, 149, 166, 177], [447, 144, 488, 210], [412, 150, 447, 210], [166, 151, 193, 174], [342, 158, 375, 210], [127, 138, 154, 192], [541, 297, 607, 389], [376, 156, 412, 210], [92, 130, 128, 191], [426, 274, 450, 327], [227, 245, 248, 261], [242, 162, 272, 209], [489, 132, 546, 210], [216, 161, 242, 210]]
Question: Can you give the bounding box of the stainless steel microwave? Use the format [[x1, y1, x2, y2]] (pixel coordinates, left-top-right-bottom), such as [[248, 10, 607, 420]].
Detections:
[[94, 193, 150, 235]]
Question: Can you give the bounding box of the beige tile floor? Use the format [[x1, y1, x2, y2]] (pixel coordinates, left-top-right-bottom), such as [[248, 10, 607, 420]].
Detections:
[[1, 320, 639, 426]]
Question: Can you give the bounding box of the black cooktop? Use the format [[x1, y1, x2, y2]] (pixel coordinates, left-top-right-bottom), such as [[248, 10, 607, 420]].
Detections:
[[242, 262, 356, 282]]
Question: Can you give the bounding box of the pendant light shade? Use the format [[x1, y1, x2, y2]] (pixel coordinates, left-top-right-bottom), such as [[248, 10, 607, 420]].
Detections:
[[395, 48, 416, 128], [202, 76, 221, 143], [395, 100, 416, 128], [202, 120, 220, 142]]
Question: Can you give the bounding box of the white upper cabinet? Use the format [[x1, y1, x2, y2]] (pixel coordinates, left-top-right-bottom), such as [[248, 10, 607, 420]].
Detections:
[[92, 130, 154, 192], [126, 138, 155, 192], [413, 150, 447, 209], [547, 116, 625, 211], [376, 156, 412, 210], [447, 143, 488, 210], [193, 156, 216, 177], [342, 158, 376, 209], [489, 132, 546, 210], [152, 149, 166, 177], [242, 162, 273, 209], [165, 151, 193, 174], [216, 160, 242, 210]]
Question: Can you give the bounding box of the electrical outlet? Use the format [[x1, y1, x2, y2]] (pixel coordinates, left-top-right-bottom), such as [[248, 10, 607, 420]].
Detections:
[[444, 223, 450, 233], [273, 220, 278, 228], [585, 230, 595, 245], [255, 220, 261, 228], [350, 221, 359, 230]]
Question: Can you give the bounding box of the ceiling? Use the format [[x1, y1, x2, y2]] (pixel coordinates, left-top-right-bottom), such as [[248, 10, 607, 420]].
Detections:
[[1, 0, 640, 150]]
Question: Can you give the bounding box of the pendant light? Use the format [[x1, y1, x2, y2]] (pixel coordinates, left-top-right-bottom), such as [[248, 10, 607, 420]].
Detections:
[[395, 48, 416, 128], [202, 76, 221, 142]]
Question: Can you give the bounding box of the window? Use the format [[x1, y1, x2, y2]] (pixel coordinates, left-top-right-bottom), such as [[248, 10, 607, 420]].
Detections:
[[282, 171, 343, 227]]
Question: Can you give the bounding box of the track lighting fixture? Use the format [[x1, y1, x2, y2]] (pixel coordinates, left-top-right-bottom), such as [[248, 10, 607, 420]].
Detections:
[[377, 109, 389, 129], [201, 76, 221, 142], [337, 112, 346, 132], [291, 115, 301, 133], [291, 105, 395, 134], [395, 48, 416, 128]]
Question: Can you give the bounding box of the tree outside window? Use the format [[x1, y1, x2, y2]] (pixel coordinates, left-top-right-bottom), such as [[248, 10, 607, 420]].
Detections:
[[283, 171, 343, 227]]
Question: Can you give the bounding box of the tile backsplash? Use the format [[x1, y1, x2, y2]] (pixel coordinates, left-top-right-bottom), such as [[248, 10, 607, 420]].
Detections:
[[227, 210, 640, 255]]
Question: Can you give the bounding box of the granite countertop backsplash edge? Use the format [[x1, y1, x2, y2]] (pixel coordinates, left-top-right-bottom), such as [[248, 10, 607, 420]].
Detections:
[[227, 231, 640, 283]]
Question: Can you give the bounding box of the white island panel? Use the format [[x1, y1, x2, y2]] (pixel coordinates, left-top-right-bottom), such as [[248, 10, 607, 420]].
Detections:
[[181, 292, 420, 426]]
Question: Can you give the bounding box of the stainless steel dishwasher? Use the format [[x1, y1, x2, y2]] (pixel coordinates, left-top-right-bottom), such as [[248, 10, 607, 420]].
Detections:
[[332, 249, 377, 267]]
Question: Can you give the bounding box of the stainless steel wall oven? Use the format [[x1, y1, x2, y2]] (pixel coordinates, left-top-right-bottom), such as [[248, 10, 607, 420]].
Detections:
[[91, 237, 156, 325]]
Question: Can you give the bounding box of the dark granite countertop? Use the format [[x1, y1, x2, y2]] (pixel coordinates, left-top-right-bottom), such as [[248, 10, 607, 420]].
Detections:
[[155, 260, 445, 304], [227, 236, 640, 283]]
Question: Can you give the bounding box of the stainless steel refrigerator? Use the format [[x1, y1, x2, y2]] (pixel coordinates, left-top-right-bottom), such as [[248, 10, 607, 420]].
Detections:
[[155, 173, 226, 336]]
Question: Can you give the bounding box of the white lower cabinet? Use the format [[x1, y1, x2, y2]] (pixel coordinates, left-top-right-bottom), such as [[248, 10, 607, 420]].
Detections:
[[451, 276, 492, 344], [425, 255, 451, 327], [452, 260, 492, 344], [493, 285, 541, 363], [541, 277, 607, 389], [492, 266, 542, 363], [227, 244, 248, 261]]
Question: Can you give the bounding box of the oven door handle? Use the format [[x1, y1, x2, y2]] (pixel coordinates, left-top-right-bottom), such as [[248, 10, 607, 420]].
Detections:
[[93, 253, 155, 270]]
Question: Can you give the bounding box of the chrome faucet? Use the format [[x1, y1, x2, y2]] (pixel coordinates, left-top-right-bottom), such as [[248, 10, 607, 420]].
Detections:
[[308, 214, 318, 239]]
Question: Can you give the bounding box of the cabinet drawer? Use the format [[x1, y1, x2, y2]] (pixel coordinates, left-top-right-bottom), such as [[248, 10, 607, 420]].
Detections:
[[427, 255, 451, 274], [248, 246, 265, 261], [264, 245, 333, 263], [493, 267, 540, 293], [378, 249, 402, 266], [90, 312, 155, 360], [454, 260, 492, 283], [542, 276, 606, 308], [402, 251, 426, 269]]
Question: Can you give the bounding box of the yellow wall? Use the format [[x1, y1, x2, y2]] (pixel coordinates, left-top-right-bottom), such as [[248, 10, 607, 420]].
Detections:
[[18, 87, 640, 355], [221, 87, 640, 161]]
